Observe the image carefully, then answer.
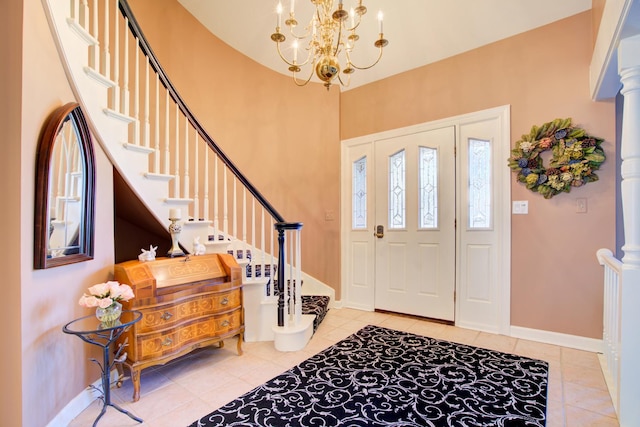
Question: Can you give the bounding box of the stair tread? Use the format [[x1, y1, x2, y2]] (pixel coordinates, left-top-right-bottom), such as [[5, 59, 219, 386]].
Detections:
[[301, 295, 330, 333]]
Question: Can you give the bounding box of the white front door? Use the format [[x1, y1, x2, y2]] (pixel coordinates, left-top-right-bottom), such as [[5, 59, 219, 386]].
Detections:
[[374, 127, 456, 321], [341, 106, 511, 333]]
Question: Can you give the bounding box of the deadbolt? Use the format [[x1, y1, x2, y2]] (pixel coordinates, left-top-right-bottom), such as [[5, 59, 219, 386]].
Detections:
[[374, 225, 384, 238]]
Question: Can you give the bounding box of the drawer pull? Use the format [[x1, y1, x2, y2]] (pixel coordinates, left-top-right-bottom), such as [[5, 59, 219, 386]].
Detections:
[[221, 320, 230, 327], [221, 297, 229, 306], [162, 337, 173, 347], [160, 312, 173, 321]]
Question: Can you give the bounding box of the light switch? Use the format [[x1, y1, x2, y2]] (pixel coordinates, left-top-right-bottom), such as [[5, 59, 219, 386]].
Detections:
[[576, 198, 587, 213], [512, 201, 528, 215]]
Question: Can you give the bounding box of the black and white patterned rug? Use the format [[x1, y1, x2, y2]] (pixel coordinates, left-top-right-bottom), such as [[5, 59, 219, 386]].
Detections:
[[189, 325, 548, 426]]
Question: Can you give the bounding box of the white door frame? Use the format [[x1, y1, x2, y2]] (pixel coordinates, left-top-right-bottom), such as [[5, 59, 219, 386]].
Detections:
[[340, 105, 511, 334]]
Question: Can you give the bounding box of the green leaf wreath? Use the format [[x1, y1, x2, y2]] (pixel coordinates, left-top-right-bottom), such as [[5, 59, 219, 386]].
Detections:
[[507, 118, 606, 199]]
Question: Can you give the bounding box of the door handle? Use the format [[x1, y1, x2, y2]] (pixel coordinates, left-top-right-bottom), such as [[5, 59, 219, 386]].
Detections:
[[374, 225, 384, 238]]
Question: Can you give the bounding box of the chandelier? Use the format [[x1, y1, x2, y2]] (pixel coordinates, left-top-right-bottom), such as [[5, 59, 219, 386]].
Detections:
[[270, 0, 388, 90]]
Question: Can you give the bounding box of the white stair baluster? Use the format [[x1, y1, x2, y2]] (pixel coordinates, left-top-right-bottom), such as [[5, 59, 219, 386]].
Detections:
[[101, 0, 110, 80], [91, 0, 99, 71], [164, 88, 170, 175], [183, 115, 190, 205], [214, 156, 219, 233], [134, 38, 140, 145], [242, 188, 247, 259], [121, 17, 130, 116], [232, 177, 237, 253], [112, 0, 120, 111], [174, 106, 180, 198], [204, 147, 210, 221], [223, 164, 228, 237], [144, 56, 150, 149], [153, 76, 160, 173], [193, 133, 200, 221]]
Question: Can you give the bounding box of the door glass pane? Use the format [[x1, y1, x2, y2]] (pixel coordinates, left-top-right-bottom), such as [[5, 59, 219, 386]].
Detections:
[[419, 146, 438, 229], [389, 150, 406, 229], [352, 156, 367, 229], [468, 138, 491, 229]]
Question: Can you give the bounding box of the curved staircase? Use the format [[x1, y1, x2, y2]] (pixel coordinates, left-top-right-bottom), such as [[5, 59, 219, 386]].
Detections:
[[43, 0, 332, 351]]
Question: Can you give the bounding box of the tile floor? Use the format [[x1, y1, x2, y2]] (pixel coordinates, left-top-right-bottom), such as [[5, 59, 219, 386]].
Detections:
[[69, 308, 619, 427]]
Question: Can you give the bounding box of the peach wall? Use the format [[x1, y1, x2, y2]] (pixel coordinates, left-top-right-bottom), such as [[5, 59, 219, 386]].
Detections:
[[17, 2, 117, 426], [341, 11, 616, 339], [128, 0, 342, 292], [0, 0, 24, 424]]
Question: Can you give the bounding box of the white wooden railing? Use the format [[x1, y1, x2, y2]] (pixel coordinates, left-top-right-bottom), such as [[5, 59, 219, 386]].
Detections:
[[45, 0, 310, 342], [597, 248, 622, 415]]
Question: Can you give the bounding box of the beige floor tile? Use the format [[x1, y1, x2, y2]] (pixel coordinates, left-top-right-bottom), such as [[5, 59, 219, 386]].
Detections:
[[563, 382, 617, 418], [352, 309, 392, 324], [406, 319, 448, 338], [473, 331, 518, 353], [562, 347, 602, 370], [173, 364, 239, 396], [111, 368, 173, 404], [378, 314, 420, 332], [565, 404, 619, 427], [562, 364, 608, 391], [198, 377, 255, 409], [68, 398, 148, 427], [125, 382, 196, 421], [428, 324, 479, 345], [546, 398, 566, 427], [514, 339, 562, 362], [145, 397, 213, 427]]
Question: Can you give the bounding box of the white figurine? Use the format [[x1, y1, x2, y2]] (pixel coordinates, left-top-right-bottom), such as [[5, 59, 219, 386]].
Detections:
[[138, 245, 158, 262], [193, 237, 206, 256]]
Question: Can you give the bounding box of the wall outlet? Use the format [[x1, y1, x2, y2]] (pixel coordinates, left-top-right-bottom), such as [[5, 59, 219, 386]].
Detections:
[[512, 201, 528, 214]]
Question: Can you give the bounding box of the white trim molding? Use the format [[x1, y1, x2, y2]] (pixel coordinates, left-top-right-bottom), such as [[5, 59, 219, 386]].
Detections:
[[510, 326, 604, 353]]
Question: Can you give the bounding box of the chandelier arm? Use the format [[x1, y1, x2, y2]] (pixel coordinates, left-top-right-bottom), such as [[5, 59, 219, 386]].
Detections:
[[292, 66, 315, 87], [274, 42, 295, 66], [337, 72, 351, 88], [287, 23, 312, 40], [346, 46, 384, 71], [275, 41, 312, 68], [345, 14, 363, 32], [333, 24, 344, 57]]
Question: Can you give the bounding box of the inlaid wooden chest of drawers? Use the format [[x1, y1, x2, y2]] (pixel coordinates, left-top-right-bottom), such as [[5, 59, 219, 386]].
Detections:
[[114, 253, 243, 401]]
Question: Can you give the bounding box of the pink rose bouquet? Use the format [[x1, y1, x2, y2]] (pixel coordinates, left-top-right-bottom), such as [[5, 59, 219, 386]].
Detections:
[[78, 281, 135, 308]]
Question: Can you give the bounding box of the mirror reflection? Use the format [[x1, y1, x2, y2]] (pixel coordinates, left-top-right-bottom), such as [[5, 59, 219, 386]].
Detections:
[[35, 102, 95, 269], [47, 118, 84, 258]]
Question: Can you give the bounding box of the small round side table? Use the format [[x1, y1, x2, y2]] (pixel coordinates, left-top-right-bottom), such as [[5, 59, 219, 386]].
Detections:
[[63, 310, 143, 426]]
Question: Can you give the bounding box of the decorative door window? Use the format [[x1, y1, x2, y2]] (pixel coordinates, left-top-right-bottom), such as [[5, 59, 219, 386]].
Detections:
[[468, 138, 492, 229], [389, 150, 406, 229], [352, 156, 367, 229], [419, 146, 438, 229]]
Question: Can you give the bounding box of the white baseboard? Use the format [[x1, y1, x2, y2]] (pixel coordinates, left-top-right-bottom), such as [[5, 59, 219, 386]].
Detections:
[[510, 326, 604, 353], [46, 370, 118, 427]]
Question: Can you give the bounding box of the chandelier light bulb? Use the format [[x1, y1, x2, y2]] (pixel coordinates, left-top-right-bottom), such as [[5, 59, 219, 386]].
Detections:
[[276, 2, 283, 28]]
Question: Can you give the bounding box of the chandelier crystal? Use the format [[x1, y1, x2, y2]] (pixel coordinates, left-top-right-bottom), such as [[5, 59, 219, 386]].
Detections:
[[271, 0, 388, 90]]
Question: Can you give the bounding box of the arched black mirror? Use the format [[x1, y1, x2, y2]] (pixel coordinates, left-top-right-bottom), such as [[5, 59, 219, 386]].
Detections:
[[34, 102, 95, 269]]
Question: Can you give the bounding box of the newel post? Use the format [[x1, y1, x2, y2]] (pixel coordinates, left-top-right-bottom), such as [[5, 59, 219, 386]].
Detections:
[[617, 33, 640, 426], [274, 222, 303, 328]]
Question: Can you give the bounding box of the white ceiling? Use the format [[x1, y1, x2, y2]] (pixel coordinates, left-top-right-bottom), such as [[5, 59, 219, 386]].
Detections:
[[177, 0, 592, 90]]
